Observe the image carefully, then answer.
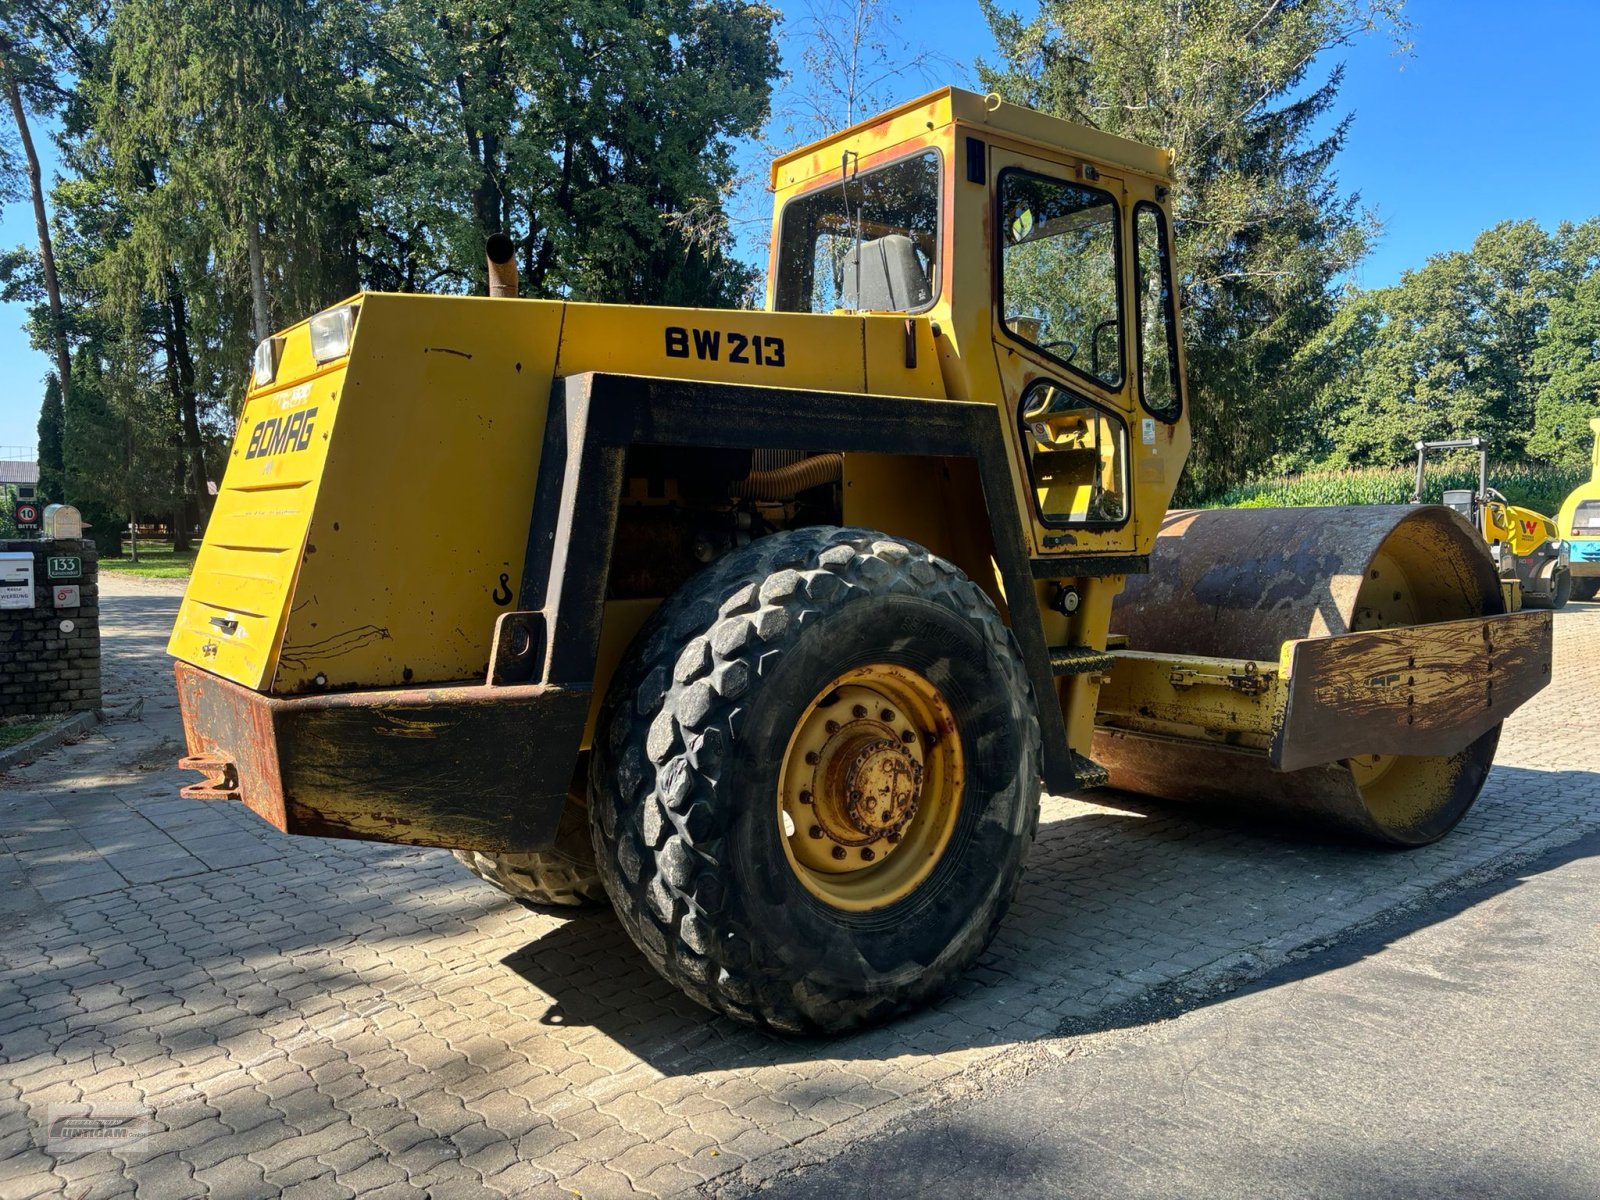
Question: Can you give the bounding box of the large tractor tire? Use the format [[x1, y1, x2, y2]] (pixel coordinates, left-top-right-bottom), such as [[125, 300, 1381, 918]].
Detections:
[[1574, 576, 1600, 602], [453, 793, 607, 908], [589, 527, 1042, 1034]]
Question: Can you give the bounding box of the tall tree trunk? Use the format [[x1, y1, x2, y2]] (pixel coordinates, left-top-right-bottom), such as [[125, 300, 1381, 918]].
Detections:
[[162, 272, 214, 527], [171, 436, 190, 552], [3, 67, 71, 410], [246, 213, 271, 342]]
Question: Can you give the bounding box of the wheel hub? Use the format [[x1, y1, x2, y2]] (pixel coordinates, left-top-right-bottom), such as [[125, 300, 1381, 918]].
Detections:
[[778, 666, 965, 910], [792, 685, 926, 862], [842, 739, 922, 840]]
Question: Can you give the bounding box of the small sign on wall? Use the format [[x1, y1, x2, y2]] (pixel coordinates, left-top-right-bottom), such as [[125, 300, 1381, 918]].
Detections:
[[47, 556, 82, 580], [13, 500, 40, 533], [0, 551, 34, 609], [53, 584, 80, 609]]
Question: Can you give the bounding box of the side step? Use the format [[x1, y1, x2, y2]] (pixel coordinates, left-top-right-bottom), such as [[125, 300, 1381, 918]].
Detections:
[[1069, 750, 1110, 789], [1049, 645, 1117, 676]]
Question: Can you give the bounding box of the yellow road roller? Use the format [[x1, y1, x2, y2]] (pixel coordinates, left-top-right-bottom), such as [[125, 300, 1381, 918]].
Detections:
[[1557, 418, 1600, 601], [170, 88, 1552, 1033]]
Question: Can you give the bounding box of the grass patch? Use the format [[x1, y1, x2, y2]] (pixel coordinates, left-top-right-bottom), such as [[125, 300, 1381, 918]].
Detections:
[[99, 543, 198, 580], [0, 716, 61, 750]]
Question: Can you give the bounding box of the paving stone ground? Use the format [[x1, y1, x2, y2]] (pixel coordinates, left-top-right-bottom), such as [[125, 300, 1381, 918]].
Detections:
[[2, 577, 1597, 1199]]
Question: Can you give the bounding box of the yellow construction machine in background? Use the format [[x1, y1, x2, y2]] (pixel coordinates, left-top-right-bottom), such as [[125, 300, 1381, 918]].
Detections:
[[168, 88, 1553, 1034], [1557, 418, 1600, 601], [1410, 437, 1570, 610]]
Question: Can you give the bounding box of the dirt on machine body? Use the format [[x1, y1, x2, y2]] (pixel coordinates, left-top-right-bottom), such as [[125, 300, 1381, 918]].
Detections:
[[169, 88, 1552, 1034]]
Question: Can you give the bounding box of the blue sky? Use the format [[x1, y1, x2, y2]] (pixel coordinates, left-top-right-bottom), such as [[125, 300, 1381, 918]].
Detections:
[[3, 0, 1599, 452]]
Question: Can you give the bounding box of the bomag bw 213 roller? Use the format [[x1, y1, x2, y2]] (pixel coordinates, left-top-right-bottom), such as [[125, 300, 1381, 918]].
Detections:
[[171, 88, 1553, 1033]]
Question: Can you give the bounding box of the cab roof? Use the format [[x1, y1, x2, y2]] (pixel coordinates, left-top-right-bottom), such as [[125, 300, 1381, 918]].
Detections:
[[769, 86, 1175, 192]]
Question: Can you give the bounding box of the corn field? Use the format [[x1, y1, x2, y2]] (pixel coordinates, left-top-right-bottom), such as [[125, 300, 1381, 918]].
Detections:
[[1207, 463, 1587, 517]]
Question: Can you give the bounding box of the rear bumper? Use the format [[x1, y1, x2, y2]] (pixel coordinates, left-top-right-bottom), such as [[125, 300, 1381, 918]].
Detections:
[[174, 662, 589, 851]]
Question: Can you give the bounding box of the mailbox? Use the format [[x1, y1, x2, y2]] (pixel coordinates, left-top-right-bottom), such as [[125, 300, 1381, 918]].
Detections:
[[43, 504, 83, 540], [0, 551, 34, 610]]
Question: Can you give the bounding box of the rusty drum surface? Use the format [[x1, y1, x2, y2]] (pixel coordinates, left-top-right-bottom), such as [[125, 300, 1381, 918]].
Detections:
[[1112, 505, 1504, 659], [1099, 505, 1507, 845]]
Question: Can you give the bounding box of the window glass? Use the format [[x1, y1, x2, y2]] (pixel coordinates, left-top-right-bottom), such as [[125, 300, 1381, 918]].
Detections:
[[774, 151, 941, 314], [1134, 203, 1182, 420], [1019, 380, 1128, 526], [1000, 170, 1123, 388], [1574, 500, 1600, 533]]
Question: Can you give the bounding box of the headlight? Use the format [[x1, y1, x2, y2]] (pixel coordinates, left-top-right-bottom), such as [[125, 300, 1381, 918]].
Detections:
[[309, 304, 358, 363], [252, 336, 283, 387]]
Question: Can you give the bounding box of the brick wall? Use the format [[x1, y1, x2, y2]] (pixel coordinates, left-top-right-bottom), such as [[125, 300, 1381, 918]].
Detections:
[[0, 539, 101, 718]]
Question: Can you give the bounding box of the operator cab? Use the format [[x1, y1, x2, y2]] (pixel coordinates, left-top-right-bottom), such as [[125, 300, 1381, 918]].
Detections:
[[764, 87, 1190, 561]]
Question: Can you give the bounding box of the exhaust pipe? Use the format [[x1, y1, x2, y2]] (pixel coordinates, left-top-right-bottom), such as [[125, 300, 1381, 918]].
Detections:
[[486, 232, 518, 298]]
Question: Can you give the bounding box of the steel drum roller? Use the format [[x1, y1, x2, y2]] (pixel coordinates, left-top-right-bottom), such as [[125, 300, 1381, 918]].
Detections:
[[1100, 505, 1506, 845]]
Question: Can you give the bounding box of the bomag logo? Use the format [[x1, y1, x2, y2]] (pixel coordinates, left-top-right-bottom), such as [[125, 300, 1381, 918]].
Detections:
[[246, 407, 318, 460]]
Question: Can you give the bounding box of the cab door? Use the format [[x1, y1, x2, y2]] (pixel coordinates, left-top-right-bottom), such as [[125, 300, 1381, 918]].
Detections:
[[987, 144, 1138, 558]]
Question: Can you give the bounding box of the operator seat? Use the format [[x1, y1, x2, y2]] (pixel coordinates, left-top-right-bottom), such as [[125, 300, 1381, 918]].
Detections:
[[840, 235, 932, 312]]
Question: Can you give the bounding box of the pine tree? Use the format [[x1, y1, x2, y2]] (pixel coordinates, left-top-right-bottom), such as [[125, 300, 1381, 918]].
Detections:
[[36, 371, 64, 504]]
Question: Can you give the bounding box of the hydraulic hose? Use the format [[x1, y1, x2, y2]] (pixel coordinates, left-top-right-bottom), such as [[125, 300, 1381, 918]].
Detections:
[[734, 452, 844, 500]]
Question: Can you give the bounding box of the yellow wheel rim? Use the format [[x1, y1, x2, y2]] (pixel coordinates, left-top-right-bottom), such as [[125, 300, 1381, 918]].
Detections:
[[776, 664, 965, 912]]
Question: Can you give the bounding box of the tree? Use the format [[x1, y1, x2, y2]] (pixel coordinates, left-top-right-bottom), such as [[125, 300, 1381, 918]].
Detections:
[[981, 0, 1404, 498], [36, 371, 63, 504], [788, 0, 956, 139], [64, 333, 185, 559], [1529, 219, 1600, 466], [1308, 219, 1578, 468], [0, 0, 99, 413], [337, 0, 781, 305]]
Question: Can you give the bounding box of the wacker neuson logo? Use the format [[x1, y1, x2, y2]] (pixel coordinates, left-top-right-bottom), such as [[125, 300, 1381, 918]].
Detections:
[[46, 1104, 155, 1153]]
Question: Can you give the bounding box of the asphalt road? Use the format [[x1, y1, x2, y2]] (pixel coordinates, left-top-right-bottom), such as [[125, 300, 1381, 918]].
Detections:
[[753, 829, 1600, 1199]]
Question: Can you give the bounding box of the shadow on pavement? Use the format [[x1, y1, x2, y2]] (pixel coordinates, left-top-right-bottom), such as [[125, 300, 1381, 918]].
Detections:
[[499, 761, 1598, 1071]]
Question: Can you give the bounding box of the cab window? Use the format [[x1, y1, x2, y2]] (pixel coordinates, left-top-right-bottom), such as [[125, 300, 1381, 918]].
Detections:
[[1134, 202, 1182, 420], [774, 150, 941, 314], [999, 169, 1123, 389]]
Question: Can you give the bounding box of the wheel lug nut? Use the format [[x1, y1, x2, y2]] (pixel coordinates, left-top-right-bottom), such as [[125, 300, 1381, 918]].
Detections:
[[798, 790, 812, 805], [886, 830, 901, 843], [852, 704, 868, 719], [825, 720, 840, 734], [808, 825, 823, 839], [861, 847, 875, 861], [849, 788, 862, 801], [805, 750, 820, 765], [831, 845, 847, 860], [880, 708, 895, 722], [900, 729, 914, 744]]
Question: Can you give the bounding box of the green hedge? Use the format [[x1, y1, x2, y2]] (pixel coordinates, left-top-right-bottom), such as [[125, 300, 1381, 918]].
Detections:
[[1206, 463, 1587, 517]]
